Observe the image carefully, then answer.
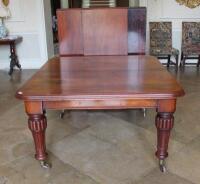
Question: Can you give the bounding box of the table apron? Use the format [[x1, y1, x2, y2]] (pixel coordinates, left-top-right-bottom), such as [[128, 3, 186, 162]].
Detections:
[[43, 99, 158, 110]]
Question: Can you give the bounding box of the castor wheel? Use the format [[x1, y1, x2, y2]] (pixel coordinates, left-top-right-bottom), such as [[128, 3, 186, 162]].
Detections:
[[60, 110, 65, 119], [39, 160, 52, 169], [159, 159, 167, 173]]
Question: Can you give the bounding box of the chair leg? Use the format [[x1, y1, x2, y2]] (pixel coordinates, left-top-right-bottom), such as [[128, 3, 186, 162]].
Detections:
[[197, 55, 200, 67], [180, 52, 183, 67], [167, 55, 171, 68], [175, 54, 179, 69], [182, 54, 186, 67], [184, 57, 186, 67]]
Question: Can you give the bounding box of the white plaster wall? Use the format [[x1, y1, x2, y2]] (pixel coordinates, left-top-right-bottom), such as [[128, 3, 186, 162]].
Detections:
[[129, 0, 139, 7], [61, 0, 69, 8], [43, 0, 54, 59], [140, 0, 200, 64], [0, 0, 49, 70]]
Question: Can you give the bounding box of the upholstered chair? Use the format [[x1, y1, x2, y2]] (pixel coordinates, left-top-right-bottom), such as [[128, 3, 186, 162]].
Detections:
[[149, 22, 179, 68], [181, 22, 200, 67]]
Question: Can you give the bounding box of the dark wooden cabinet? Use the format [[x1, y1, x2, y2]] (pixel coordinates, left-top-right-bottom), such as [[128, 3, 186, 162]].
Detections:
[[57, 7, 146, 56], [117, 0, 129, 7]]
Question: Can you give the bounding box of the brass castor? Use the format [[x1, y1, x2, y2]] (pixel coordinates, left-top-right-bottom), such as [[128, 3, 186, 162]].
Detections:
[[40, 160, 52, 169], [159, 159, 166, 173], [143, 108, 146, 117], [60, 110, 65, 119]]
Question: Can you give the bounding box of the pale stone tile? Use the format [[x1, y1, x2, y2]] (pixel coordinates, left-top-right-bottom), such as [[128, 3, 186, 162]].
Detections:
[[0, 142, 34, 166], [0, 103, 27, 131], [45, 117, 79, 145], [105, 109, 145, 125], [87, 113, 184, 156], [135, 169, 195, 184], [49, 171, 98, 184], [50, 113, 184, 184], [50, 130, 155, 184], [0, 165, 26, 184], [0, 128, 34, 166], [50, 131, 113, 169], [82, 148, 155, 184], [167, 142, 200, 184], [0, 153, 98, 184], [171, 110, 200, 144], [0, 129, 29, 150], [67, 110, 93, 129]]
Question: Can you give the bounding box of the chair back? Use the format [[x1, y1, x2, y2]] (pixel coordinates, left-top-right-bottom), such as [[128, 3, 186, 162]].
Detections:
[[149, 22, 172, 56], [182, 22, 200, 55]]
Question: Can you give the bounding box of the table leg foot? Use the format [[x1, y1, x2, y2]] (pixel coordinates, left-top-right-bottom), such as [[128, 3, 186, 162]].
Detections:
[[28, 114, 48, 162], [159, 159, 166, 173], [40, 160, 52, 169]]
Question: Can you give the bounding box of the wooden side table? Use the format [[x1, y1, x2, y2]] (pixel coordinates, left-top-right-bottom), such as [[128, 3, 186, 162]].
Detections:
[[0, 36, 23, 75]]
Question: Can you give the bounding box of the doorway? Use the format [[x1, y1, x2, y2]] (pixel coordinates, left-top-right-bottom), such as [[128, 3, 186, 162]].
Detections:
[[50, 0, 61, 54]]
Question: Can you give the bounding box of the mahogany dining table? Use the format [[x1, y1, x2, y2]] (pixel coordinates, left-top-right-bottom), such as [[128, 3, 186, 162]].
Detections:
[[16, 55, 185, 172]]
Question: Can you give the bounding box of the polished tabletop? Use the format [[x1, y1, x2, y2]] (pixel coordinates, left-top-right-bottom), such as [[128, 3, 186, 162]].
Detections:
[[16, 55, 184, 101]]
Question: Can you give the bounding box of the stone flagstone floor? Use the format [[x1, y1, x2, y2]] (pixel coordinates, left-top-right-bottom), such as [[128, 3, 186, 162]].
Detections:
[[0, 66, 199, 184]]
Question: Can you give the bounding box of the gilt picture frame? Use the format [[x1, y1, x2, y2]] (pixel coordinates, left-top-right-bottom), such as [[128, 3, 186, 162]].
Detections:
[[176, 0, 200, 8], [2, 0, 9, 7]]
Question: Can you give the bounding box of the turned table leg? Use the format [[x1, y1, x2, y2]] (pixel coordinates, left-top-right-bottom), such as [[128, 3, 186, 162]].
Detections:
[[155, 112, 174, 172], [28, 113, 51, 169], [155, 99, 176, 172]]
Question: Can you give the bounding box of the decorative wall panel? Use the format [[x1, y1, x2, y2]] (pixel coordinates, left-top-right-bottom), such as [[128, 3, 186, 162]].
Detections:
[[7, 0, 25, 22]]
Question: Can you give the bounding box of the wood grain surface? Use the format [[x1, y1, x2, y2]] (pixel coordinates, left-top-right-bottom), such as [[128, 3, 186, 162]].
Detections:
[[16, 56, 184, 101]]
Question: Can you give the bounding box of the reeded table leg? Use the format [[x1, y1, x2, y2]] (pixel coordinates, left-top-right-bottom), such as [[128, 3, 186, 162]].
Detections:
[[28, 114, 51, 169], [155, 112, 174, 172]]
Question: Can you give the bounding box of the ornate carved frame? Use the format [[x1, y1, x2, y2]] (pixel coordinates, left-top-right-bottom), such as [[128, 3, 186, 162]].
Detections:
[[176, 0, 200, 8], [2, 0, 9, 7]]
